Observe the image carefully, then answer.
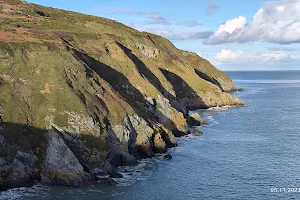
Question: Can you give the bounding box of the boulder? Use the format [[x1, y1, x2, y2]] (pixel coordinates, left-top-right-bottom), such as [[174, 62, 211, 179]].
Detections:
[[41, 130, 93, 186], [164, 154, 172, 159], [192, 129, 203, 136]]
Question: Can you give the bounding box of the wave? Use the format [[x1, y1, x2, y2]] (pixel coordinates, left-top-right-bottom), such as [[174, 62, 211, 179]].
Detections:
[[207, 105, 232, 111], [115, 158, 159, 187], [0, 184, 47, 200]]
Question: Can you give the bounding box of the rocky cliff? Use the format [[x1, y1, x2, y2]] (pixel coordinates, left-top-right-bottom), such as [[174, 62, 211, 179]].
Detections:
[[0, 0, 244, 190]]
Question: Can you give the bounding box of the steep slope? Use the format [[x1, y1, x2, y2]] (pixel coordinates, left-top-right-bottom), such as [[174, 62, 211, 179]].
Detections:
[[0, 0, 244, 190]]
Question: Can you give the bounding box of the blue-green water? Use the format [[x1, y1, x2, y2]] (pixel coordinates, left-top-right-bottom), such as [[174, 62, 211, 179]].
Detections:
[[2, 71, 300, 200]]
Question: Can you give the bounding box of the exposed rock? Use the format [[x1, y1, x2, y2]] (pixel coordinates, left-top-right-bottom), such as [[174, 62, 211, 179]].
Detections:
[[125, 115, 155, 159], [156, 95, 188, 132], [229, 88, 244, 92], [107, 145, 138, 167], [104, 161, 123, 178], [96, 177, 117, 186], [186, 113, 208, 126], [135, 43, 159, 58], [0, 157, 6, 165], [41, 130, 93, 186], [192, 129, 203, 136], [0, 105, 3, 132], [89, 166, 107, 176], [153, 133, 167, 153], [15, 151, 38, 168], [0, 158, 39, 191], [0, 134, 4, 146], [159, 127, 177, 147], [164, 154, 172, 159]]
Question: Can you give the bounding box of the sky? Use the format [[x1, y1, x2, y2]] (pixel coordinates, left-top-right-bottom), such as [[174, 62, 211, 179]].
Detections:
[[27, 0, 300, 71]]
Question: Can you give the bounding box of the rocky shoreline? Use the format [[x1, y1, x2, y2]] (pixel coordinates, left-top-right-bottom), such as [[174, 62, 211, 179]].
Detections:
[[0, 106, 243, 191]]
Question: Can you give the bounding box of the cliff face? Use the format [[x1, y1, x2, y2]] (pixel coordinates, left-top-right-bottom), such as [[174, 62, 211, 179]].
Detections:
[[0, 0, 243, 190]]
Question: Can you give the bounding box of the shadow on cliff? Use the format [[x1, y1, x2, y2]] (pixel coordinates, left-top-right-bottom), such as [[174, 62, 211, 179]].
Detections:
[[63, 41, 185, 157], [193, 69, 224, 92], [116, 42, 187, 115], [159, 69, 209, 110], [0, 122, 47, 154]]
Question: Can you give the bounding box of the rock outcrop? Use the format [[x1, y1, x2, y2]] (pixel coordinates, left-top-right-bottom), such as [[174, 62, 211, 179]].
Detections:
[[40, 130, 93, 186], [187, 113, 208, 126]]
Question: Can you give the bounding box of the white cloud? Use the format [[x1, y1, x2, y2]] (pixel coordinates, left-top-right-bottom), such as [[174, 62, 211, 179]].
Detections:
[[215, 16, 247, 35], [210, 49, 300, 66], [146, 11, 171, 25], [204, 0, 300, 45]]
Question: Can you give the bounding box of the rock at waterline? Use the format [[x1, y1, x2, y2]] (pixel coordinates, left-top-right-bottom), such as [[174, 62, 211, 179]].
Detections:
[[192, 129, 203, 136], [164, 154, 172, 159], [40, 130, 94, 186], [186, 113, 208, 126]]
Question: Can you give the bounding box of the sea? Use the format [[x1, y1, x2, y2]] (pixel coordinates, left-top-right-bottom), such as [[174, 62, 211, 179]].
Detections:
[[1, 70, 300, 200]]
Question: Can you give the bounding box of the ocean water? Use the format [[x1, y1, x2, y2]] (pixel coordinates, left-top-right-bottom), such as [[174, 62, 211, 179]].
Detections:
[[1, 71, 300, 200]]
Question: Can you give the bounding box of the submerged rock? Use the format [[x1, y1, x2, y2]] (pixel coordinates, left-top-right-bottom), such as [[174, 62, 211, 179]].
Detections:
[[192, 129, 203, 136], [164, 154, 172, 160]]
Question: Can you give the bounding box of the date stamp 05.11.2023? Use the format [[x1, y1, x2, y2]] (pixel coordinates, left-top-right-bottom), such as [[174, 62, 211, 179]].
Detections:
[[271, 188, 300, 193]]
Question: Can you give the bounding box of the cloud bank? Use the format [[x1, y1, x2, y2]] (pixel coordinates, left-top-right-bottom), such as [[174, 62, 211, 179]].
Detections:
[[204, 0, 300, 44], [210, 49, 300, 67]]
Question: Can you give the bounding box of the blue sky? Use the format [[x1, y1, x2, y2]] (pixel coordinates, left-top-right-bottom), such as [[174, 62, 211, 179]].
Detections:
[[27, 0, 300, 71]]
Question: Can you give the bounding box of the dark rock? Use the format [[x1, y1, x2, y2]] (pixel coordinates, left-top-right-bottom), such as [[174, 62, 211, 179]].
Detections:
[[186, 113, 208, 126], [107, 145, 138, 167], [89, 166, 107, 177], [15, 151, 38, 168], [96, 177, 118, 186], [0, 134, 4, 147], [164, 154, 172, 160], [104, 161, 123, 178], [192, 129, 203, 136], [229, 88, 244, 92], [0, 158, 40, 191], [0, 105, 3, 132], [0, 157, 6, 165]]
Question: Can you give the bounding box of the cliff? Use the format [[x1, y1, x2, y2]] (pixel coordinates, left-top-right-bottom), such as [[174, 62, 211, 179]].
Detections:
[[0, 0, 243, 190]]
